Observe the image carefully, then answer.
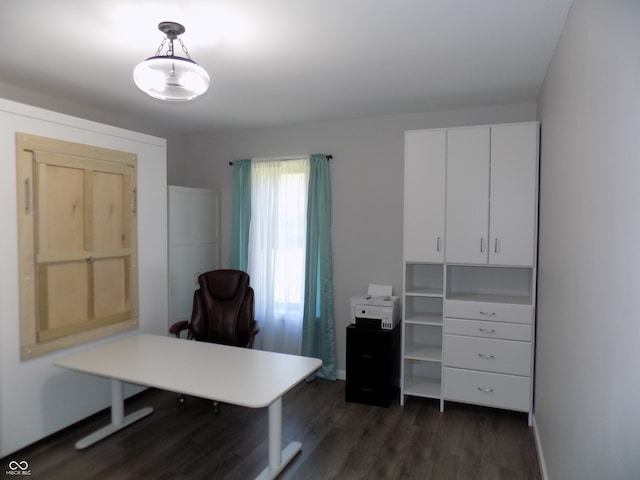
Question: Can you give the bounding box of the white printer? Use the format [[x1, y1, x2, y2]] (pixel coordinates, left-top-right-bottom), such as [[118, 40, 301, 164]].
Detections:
[[350, 284, 400, 330]]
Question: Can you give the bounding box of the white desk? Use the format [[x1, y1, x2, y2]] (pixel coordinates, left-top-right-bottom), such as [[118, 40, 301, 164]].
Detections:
[[55, 334, 322, 480]]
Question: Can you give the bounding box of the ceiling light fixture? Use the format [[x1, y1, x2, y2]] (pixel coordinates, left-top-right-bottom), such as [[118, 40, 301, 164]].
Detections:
[[133, 21, 210, 101]]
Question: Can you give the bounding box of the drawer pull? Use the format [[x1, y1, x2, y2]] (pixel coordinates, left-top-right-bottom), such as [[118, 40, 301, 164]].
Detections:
[[479, 311, 496, 317], [361, 354, 374, 359], [478, 328, 496, 334], [477, 386, 494, 393], [478, 353, 495, 359]]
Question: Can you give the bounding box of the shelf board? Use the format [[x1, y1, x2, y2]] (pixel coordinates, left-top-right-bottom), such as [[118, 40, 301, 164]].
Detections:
[[445, 292, 533, 305], [405, 287, 443, 297], [403, 375, 441, 399], [404, 313, 443, 326], [404, 344, 442, 362]]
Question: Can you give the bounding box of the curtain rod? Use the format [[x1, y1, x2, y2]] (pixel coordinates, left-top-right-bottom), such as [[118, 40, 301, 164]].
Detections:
[[228, 154, 332, 166]]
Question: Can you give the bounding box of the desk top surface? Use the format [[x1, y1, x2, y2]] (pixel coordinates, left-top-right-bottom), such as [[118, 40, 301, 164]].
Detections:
[[55, 334, 322, 408]]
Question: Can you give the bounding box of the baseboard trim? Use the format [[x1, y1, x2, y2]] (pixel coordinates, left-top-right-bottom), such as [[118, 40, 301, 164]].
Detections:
[[532, 415, 549, 480]]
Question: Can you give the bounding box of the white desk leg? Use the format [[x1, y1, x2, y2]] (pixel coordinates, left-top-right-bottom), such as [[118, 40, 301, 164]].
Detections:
[[269, 397, 283, 468], [75, 379, 154, 450], [111, 378, 124, 425], [255, 397, 302, 480]]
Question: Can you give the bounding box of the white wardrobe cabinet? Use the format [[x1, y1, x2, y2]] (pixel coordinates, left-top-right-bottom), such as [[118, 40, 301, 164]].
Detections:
[[404, 129, 446, 263], [445, 123, 538, 267], [402, 122, 539, 425], [168, 186, 221, 331]]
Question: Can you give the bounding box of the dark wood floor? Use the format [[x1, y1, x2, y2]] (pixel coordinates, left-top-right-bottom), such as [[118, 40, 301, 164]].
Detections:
[[2, 379, 541, 480]]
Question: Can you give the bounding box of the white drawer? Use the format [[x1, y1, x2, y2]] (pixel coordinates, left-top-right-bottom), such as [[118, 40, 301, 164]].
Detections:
[[444, 317, 533, 341], [445, 300, 533, 324], [443, 335, 532, 376], [443, 367, 531, 412]]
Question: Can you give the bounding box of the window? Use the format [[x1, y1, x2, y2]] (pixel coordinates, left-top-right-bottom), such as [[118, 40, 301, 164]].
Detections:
[[248, 158, 309, 354], [16, 133, 138, 359], [230, 153, 336, 379]]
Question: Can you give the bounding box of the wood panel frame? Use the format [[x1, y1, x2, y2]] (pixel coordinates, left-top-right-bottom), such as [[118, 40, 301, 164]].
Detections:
[[16, 133, 139, 359]]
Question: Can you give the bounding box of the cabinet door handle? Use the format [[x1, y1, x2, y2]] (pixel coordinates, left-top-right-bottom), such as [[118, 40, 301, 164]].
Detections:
[[494, 238, 499, 253], [25, 178, 31, 213], [477, 386, 494, 393], [479, 311, 496, 317], [132, 188, 137, 214], [437, 236, 441, 252], [478, 328, 496, 334], [478, 353, 495, 359], [480, 238, 484, 253]]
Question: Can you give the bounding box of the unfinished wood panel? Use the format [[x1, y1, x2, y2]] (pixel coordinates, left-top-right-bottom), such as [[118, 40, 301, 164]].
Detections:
[[40, 163, 85, 254], [93, 170, 125, 251], [39, 262, 89, 330], [93, 257, 128, 318], [16, 132, 139, 359]]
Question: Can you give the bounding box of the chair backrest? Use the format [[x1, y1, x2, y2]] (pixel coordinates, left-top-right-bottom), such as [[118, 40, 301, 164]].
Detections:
[[188, 269, 256, 348]]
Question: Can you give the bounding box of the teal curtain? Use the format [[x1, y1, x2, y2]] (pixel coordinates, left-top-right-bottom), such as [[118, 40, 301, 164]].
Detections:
[[301, 154, 336, 380], [229, 159, 252, 271]]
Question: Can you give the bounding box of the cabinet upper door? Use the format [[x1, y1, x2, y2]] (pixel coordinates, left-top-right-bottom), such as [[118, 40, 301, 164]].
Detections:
[[404, 129, 446, 262], [445, 127, 491, 264], [489, 124, 539, 266]]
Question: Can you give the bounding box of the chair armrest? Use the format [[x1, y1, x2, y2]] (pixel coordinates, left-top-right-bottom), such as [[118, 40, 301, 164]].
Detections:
[[169, 320, 189, 338], [247, 320, 260, 349]]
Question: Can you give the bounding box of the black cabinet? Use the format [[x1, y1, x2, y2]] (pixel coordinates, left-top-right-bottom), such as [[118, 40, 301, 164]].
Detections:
[[345, 324, 400, 407]]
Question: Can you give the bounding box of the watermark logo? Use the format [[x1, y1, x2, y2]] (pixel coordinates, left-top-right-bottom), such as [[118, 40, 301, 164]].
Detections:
[[5, 460, 31, 476]]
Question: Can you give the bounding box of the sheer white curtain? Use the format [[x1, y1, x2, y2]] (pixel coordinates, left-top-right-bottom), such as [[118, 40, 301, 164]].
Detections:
[[248, 157, 310, 355]]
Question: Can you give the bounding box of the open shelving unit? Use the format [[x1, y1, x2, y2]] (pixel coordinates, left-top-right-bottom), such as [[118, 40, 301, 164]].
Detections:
[[445, 265, 534, 305], [400, 263, 444, 407]]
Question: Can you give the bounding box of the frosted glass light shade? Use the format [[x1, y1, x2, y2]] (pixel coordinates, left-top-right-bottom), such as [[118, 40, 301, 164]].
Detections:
[[133, 56, 210, 101]]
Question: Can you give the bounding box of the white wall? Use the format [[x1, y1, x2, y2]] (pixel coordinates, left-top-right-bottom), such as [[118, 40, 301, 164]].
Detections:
[[0, 99, 169, 457], [0, 79, 189, 187], [182, 103, 537, 377], [536, 1, 640, 478]]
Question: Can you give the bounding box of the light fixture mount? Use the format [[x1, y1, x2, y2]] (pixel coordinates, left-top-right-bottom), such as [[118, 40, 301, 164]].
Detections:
[[133, 21, 210, 102], [158, 21, 185, 39]]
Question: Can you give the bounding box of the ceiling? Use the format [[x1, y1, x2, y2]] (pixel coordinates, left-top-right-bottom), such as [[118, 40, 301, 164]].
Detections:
[[0, 1, 572, 135]]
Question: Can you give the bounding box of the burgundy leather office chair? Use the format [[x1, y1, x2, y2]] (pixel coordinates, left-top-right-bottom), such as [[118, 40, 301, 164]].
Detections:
[[169, 269, 259, 412]]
